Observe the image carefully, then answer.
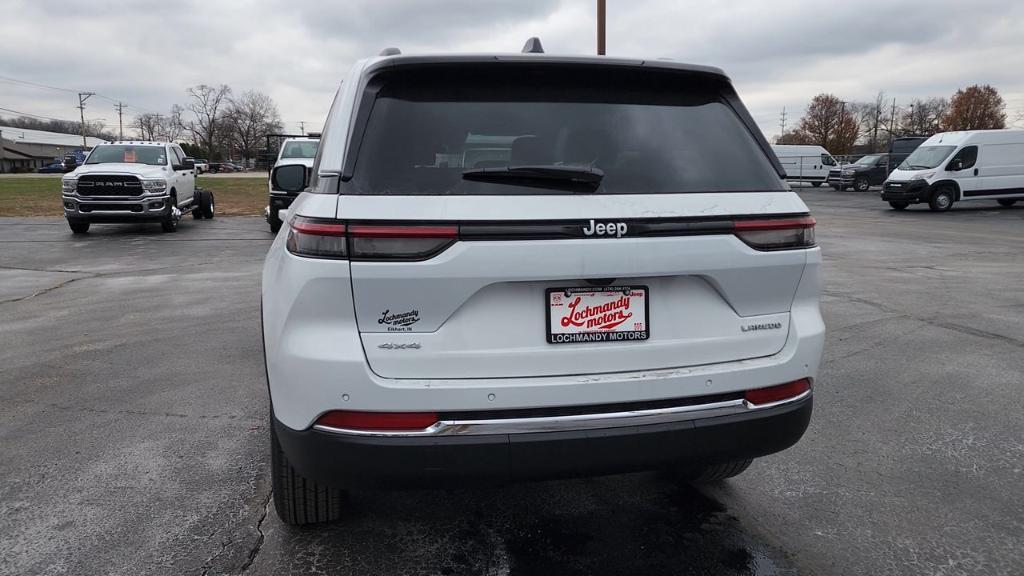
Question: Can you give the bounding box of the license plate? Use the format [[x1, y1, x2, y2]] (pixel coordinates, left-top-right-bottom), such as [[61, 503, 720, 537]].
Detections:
[[546, 286, 649, 344]]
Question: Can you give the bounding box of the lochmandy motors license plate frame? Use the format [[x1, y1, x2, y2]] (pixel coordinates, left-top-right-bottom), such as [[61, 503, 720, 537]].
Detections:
[[546, 286, 650, 344]]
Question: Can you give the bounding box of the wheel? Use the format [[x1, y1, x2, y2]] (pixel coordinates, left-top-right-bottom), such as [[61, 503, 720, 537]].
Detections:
[[928, 188, 955, 212], [854, 176, 870, 192], [889, 201, 909, 211], [198, 190, 215, 219], [811, 182, 822, 188], [997, 199, 1017, 207], [667, 459, 754, 483], [191, 199, 203, 219], [271, 423, 345, 525], [269, 208, 282, 233], [161, 194, 179, 232], [68, 220, 90, 234], [831, 184, 842, 191]]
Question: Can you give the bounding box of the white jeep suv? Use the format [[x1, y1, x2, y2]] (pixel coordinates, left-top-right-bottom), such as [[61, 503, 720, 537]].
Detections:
[[262, 42, 825, 525]]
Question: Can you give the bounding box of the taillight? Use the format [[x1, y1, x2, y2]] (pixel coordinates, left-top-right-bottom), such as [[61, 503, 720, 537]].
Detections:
[[285, 218, 457, 260], [315, 411, 439, 431], [744, 378, 811, 406], [734, 216, 816, 251], [348, 224, 457, 260], [286, 216, 348, 259]]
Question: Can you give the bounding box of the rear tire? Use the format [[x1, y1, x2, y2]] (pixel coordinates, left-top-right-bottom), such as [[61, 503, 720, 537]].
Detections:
[[68, 220, 90, 234], [271, 423, 345, 525], [854, 176, 870, 192], [198, 190, 215, 219], [668, 459, 754, 483], [997, 199, 1017, 207], [889, 201, 909, 211], [269, 208, 282, 233], [929, 187, 955, 212]]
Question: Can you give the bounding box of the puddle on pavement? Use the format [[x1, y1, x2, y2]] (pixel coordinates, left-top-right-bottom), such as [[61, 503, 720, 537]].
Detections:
[[252, 472, 796, 576]]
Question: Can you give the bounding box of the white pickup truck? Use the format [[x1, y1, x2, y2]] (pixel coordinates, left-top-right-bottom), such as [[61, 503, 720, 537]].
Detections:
[[61, 141, 215, 233]]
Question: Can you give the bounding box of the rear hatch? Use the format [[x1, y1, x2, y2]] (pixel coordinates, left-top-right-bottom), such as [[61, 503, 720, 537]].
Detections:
[[335, 63, 810, 379]]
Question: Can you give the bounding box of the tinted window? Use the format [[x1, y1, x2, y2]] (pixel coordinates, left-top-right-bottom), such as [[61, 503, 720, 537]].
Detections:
[[891, 138, 925, 154], [346, 67, 783, 195], [821, 154, 836, 166], [949, 146, 978, 170]]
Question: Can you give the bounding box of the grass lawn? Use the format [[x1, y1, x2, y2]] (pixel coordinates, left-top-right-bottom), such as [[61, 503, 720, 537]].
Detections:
[[0, 175, 268, 217]]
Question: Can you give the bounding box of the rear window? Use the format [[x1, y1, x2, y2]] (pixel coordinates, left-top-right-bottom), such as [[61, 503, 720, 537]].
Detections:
[[891, 139, 925, 154], [345, 66, 784, 195]]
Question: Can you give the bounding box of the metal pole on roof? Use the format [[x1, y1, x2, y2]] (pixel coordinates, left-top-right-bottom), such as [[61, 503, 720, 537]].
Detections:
[[78, 92, 94, 148], [597, 0, 606, 55]]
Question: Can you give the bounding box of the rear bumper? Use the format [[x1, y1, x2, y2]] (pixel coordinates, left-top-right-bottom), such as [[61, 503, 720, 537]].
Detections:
[[273, 393, 813, 489]]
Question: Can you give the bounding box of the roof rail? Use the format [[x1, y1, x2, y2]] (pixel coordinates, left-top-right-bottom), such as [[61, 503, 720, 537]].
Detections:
[[378, 47, 401, 56], [521, 37, 544, 54]]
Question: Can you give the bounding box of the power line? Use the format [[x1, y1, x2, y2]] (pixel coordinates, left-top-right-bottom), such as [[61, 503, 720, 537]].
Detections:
[[0, 106, 79, 123], [0, 75, 79, 94]]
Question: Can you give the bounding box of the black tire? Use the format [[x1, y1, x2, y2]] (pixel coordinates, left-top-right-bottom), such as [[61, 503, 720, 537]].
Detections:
[[161, 194, 178, 232], [191, 199, 203, 219], [889, 201, 909, 211], [854, 176, 870, 192], [269, 208, 282, 233], [271, 424, 345, 525], [929, 187, 955, 212], [831, 184, 842, 191], [68, 220, 90, 234], [198, 190, 215, 219], [811, 182, 822, 188], [997, 199, 1017, 207], [668, 459, 754, 483]]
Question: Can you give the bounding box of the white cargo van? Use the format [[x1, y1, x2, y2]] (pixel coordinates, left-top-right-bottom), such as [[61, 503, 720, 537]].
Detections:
[[771, 144, 838, 187], [882, 129, 1024, 211]]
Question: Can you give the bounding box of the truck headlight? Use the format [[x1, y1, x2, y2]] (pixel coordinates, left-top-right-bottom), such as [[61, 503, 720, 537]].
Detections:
[[61, 179, 77, 193], [841, 169, 855, 176], [141, 179, 167, 193]]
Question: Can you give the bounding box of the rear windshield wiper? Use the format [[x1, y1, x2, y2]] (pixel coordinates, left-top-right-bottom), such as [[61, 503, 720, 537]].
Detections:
[[462, 165, 604, 192]]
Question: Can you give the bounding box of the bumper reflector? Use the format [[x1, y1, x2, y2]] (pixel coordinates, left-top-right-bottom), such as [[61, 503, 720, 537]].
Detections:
[[744, 378, 811, 406], [315, 411, 439, 431]]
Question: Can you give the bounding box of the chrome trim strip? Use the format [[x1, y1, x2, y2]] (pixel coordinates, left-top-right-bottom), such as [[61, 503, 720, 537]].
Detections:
[[312, 390, 811, 437]]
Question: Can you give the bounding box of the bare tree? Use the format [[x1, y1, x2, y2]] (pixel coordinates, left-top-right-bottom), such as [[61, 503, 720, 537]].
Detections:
[[901, 98, 948, 136], [223, 90, 283, 163], [184, 84, 233, 158], [776, 129, 813, 145], [798, 94, 859, 154], [855, 92, 891, 152], [131, 113, 163, 140], [942, 85, 1006, 131]]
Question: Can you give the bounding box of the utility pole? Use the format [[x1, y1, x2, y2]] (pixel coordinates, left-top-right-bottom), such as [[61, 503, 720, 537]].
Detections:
[[597, 0, 606, 55], [115, 102, 125, 140], [78, 92, 95, 148], [299, 121, 305, 135], [779, 107, 787, 141], [0, 129, 6, 174]]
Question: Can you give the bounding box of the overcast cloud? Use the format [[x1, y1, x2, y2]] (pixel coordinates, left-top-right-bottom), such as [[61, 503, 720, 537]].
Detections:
[[3, 0, 1023, 138]]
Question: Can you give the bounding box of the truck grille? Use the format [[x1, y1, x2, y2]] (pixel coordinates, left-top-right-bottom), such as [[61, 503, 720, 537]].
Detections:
[[79, 203, 144, 213], [76, 175, 143, 196]]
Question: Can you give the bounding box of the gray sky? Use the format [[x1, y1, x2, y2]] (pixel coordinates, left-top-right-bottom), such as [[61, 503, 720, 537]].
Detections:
[[3, 0, 1023, 138]]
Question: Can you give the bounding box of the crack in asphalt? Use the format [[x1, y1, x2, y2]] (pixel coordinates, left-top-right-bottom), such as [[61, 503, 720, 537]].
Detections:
[[0, 258, 266, 305], [34, 402, 263, 423], [824, 290, 1024, 349], [199, 537, 235, 576], [239, 490, 273, 575]]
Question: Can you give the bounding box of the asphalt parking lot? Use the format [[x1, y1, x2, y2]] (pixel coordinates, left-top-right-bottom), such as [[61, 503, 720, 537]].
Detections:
[[1, 190, 1022, 576]]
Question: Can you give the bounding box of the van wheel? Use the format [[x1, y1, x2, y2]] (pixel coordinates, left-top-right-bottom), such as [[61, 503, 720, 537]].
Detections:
[[854, 176, 870, 192], [68, 220, 90, 234], [889, 201, 909, 210], [929, 188, 955, 212], [811, 182, 822, 188], [997, 199, 1017, 207], [271, 423, 345, 525]]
